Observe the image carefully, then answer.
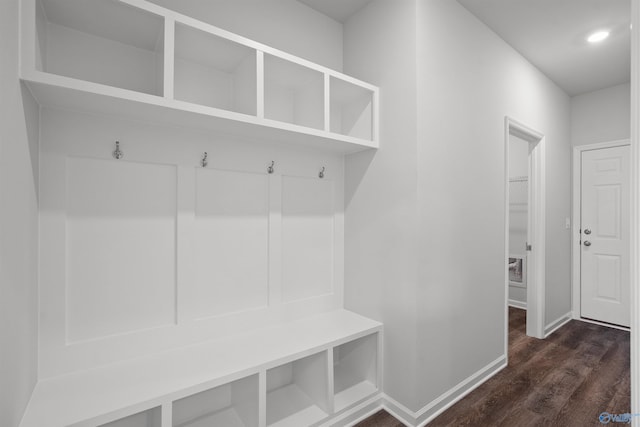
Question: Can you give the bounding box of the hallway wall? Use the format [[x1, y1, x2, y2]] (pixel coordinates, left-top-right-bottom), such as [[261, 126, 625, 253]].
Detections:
[[0, 0, 40, 425], [571, 82, 631, 147], [343, 0, 420, 411], [416, 0, 571, 413], [344, 0, 572, 421]]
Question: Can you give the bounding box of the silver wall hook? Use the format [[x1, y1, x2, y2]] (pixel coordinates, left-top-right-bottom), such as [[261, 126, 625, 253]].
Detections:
[[319, 166, 325, 179], [112, 141, 124, 160], [201, 152, 208, 168], [267, 161, 275, 174]]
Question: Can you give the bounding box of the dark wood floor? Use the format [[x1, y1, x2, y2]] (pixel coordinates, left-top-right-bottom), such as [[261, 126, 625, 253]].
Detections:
[[356, 307, 630, 427]]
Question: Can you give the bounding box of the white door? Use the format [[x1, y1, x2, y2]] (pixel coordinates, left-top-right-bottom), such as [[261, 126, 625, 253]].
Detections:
[[580, 145, 630, 327]]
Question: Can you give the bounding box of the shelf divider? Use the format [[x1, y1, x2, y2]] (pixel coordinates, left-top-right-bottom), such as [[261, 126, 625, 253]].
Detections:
[[164, 17, 175, 99], [257, 51, 265, 119]]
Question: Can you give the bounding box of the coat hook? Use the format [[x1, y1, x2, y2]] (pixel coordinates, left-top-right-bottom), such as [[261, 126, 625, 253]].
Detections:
[[112, 141, 124, 160], [268, 161, 275, 174], [319, 166, 325, 179], [201, 152, 208, 168]]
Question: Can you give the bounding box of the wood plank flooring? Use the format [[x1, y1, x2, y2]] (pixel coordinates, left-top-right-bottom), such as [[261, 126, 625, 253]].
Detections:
[[355, 307, 630, 427]]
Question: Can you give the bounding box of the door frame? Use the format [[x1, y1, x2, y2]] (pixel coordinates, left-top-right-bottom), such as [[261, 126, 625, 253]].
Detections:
[[571, 140, 631, 328], [504, 116, 546, 344], [630, 0, 639, 420]]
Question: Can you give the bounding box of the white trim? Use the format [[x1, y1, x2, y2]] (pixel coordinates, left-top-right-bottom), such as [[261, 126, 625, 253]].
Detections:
[[632, 1, 640, 423], [543, 312, 572, 338], [575, 316, 631, 332], [380, 396, 416, 426], [505, 117, 546, 344], [508, 299, 527, 310], [380, 356, 507, 426], [571, 140, 631, 321], [324, 393, 383, 427]]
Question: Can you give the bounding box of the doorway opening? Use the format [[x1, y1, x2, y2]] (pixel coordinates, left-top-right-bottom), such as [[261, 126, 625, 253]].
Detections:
[[504, 117, 545, 349]]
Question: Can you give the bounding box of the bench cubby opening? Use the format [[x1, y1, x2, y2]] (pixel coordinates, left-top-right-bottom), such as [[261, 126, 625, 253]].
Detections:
[[172, 374, 259, 427], [266, 351, 330, 427], [99, 407, 161, 427], [333, 333, 379, 412]]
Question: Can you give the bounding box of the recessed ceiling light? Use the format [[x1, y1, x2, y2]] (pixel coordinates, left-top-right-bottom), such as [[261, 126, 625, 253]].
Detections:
[[587, 30, 610, 43]]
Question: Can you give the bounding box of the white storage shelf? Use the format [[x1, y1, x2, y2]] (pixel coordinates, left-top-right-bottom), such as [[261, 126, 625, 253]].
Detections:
[[333, 333, 379, 412], [173, 375, 259, 427], [21, 0, 379, 154], [266, 353, 329, 427], [100, 407, 161, 427], [19, 310, 382, 427]]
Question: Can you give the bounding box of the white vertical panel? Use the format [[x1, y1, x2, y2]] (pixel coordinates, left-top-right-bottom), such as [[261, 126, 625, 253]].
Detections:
[[281, 176, 334, 302], [189, 168, 269, 319], [595, 255, 622, 301], [66, 158, 177, 342], [596, 185, 621, 238]]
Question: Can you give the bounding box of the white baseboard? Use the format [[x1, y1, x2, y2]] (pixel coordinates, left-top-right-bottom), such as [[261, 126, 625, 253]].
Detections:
[[544, 312, 572, 338], [508, 299, 527, 310], [324, 393, 383, 426], [379, 355, 507, 426]]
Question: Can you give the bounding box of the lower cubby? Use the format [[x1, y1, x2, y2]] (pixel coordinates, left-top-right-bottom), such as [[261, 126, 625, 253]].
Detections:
[[333, 333, 379, 412], [100, 407, 161, 427], [266, 352, 329, 427], [172, 375, 259, 427]]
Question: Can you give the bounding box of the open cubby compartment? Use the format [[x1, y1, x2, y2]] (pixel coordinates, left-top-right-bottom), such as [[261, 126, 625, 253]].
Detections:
[[266, 351, 330, 427], [333, 333, 379, 412], [174, 24, 257, 115], [264, 54, 325, 130], [330, 76, 374, 141], [35, 0, 164, 96], [99, 407, 161, 427], [172, 375, 259, 427]]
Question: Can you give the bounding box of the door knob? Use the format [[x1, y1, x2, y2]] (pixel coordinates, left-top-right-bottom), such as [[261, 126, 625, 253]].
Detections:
[[584, 240, 591, 247], [584, 229, 591, 235]]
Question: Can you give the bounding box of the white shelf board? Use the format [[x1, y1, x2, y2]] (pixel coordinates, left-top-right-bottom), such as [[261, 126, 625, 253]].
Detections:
[[333, 380, 378, 413], [19, 309, 381, 427], [266, 384, 327, 427], [21, 72, 377, 154]]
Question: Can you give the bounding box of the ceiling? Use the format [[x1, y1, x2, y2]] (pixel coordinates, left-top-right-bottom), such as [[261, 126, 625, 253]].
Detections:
[[297, 0, 373, 23], [457, 0, 631, 96]]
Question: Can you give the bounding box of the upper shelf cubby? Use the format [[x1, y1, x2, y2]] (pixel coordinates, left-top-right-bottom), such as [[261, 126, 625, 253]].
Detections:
[[264, 54, 324, 131], [35, 0, 165, 96], [174, 23, 256, 116], [21, 0, 379, 153]]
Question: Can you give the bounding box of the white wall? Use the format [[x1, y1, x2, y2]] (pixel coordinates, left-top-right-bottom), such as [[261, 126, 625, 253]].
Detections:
[[571, 82, 630, 146], [416, 1, 571, 411], [146, 0, 344, 71], [343, 0, 420, 411], [0, 0, 40, 425], [345, 0, 572, 419]]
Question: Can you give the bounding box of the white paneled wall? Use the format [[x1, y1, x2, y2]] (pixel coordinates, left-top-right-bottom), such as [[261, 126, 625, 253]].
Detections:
[[38, 107, 344, 378], [281, 176, 334, 302], [191, 168, 269, 319], [66, 158, 177, 341]]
